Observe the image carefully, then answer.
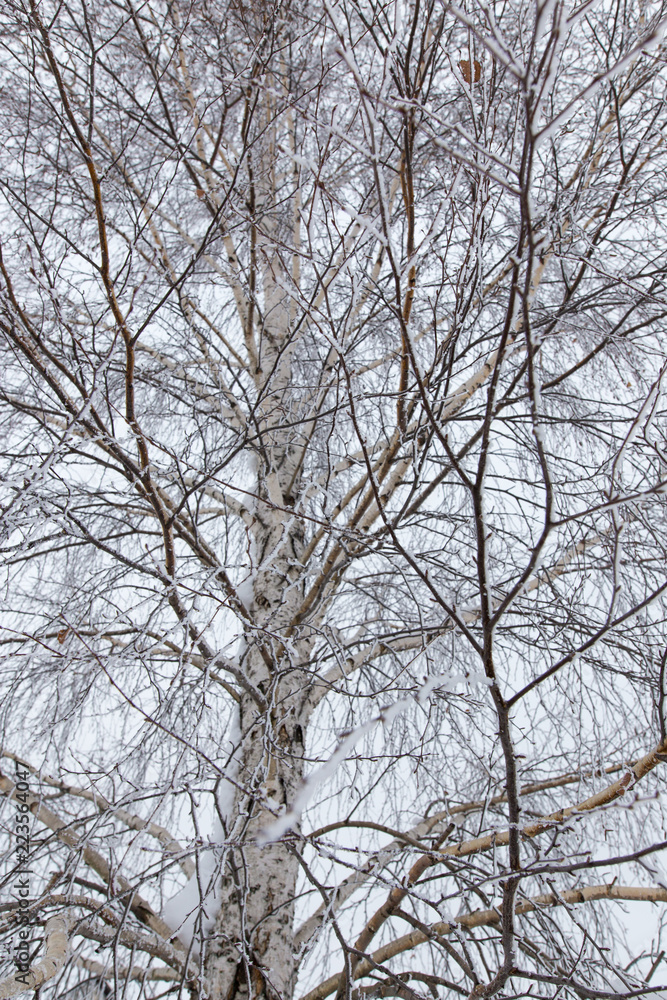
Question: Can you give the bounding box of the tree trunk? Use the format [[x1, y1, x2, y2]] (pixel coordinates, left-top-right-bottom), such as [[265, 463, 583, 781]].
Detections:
[[206, 109, 311, 997]]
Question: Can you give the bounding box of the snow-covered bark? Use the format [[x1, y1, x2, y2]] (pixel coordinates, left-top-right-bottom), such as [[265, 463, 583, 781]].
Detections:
[[206, 447, 312, 1000], [204, 102, 314, 997]]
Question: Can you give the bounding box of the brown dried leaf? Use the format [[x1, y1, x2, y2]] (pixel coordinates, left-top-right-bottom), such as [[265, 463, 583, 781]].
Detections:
[[459, 59, 481, 84], [57, 628, 69, 644]]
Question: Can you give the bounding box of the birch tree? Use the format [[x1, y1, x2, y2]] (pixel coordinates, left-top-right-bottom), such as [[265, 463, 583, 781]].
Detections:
[[2, 1, 667, 999]]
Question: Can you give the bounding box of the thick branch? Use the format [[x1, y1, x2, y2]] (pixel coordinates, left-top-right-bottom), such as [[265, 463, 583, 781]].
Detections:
[[0, 916, 69, 999]]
